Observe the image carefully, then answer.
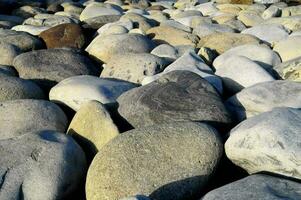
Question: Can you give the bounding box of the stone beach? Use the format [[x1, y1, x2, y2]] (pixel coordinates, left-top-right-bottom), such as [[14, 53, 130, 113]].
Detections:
[[0, 0, 300, 199]]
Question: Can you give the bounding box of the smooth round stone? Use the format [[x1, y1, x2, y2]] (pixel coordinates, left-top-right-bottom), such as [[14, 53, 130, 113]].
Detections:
[[101, 53, 169, 84], [215, 56, 275, 94], [24, 14, 79, 27], [242, 24, 289, 45], [118, 71, 231, 128], [261, 5, 281, 19], [281, 5, 301, 17], [172, 10, 202, 19], [237, 10, 263, 27], [146, 25, 199, 47], [0, 130, 86, 200], [86, 122, 223, 200], [120, 13, 157, 32], [0, 76, 44, 101], [174, 16, 211, 28], [100, 24, 128, 36], [83, 14, 121, 29], [86, 33, 155, 63], [0, 29, 43, 51], [215, 0, 252, 4], [222, 19, 246, 32], [254, 0, 280, 3], [39, 23, 85, 49], [0, 20, 16, 29], [213, 44, 281, 69], [12, 25, 51, 36], [49, 75, 137, 111], [96, 20, 133, 35], [274, 56, 301, 81], [0, 42, 20, 66], [13, 49, 100, 90], [273, 36, 301, 62], [80, 2, 123, 21], [225, 80, 301, 121], [0, 65, 17, 76], [197, 32, 261, 55], [67, 100, 119, 161], [0, 99, 68, 140], [195, 2, 219, 16], [150, 44, 179, 60], [193, 23, 236, 38], [0, 14, 23, 24], [120, 196, 151, 200], [225, 107, 301, 179], [160, 20, 192, 32], [202, 174, 301, 200], [12, 5, 46, 18], [143, 51, 223, 94]]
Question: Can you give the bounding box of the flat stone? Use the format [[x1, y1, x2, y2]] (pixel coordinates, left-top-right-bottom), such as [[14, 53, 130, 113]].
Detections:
[[11, 25, 51, 36], [262, 16, 301, 31], [225, 80, 301, 121], [101, 53, 169, 84], [215, 56, 275, 94], [196, 2, 219, 16], [274, 56, 301, 81], [0, 76, 44, 101], [0, 130, 86, 200], [0, 29, 43, 51], [39, 23, 85, 49], [213, 44, 281, 69], [238, 10, 263, 27], [86, 122, 223, 200], [83, 15, 121, 29], [261, 5, 281, 19], [197, 32, 261, 55], [67, 100, 119, 161], [273, 36, 301, 62], [202, 174, 301, 200], [118, 71, 232, 128], [147, 25, 199, 47], [12, 5, 46, 18], [86, 33, 155, 63], [0, 99, 68, 140], [13, 49, 100, 90], [225, 107, 301, 179], [242, 24, 289, 45], [193, 23, 236, 38], [49, 75, 137, 111]]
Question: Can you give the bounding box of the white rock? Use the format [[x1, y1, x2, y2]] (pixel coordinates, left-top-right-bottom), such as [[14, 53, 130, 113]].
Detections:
[[12, 25, 51, 36], [80, 2, 123, 21], [225, 107, 301, 180], [273, 36, 301, 62], [49, 75, 137, 111]]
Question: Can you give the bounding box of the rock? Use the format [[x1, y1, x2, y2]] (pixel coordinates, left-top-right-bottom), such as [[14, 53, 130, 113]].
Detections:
[[39, 23, 85, 49], [225, 107, 301, 179], [0, 99, 68, 140], [193, 23, 235, 38], [215, 56, 275, 94], [101, 53, 169, 84], [241, 24, 289, 45], [80, 2, 123, 22], [83, 15, 121, 29], [96, 20, 133, 35], [0, 29, 43, 51], [12, 5, 46, 18], [202, 174, 301, 200], [254, 0, 280, 3], [222, 19, 246, 32], [0, 42, 20, 66], [120, 12, 158, 32], [86, 33, 155, 63], [262, 16, 301, 31], [160, 20, 192, 33], [120, 195, 151, 200], [225, 80, 301, 121], [49, 75, 137, 111], [196, 2, 219, 16], [13, 49, 100, 90], [273, 36, 301, 62], [274, 56, 301, 81], [118, 71, 231, 128], [0, 130, 87, 200], [197, 32, 261, 55], [197, 47, 218, 65], [11, 25, 51, 36], [0, 14, 23, 24], [142, 52, 223, 94], [150, 44, 179, 60], [261, 5, 281, 19], [86, 122, 223, 200], [67, 100, 119, 161], [23, 14, 79, 27], [0, 76, 44, 101], [0, 65, 18, 76], [238, 10, 263, 27], [101, 25, 129, 36], [147, 25, 199, 47], [213, 44, 281, 69], [281, 5, 301, 17], [215, 0, 252, 4]]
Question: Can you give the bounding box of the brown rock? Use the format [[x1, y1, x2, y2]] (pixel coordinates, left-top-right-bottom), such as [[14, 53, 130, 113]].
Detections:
[[39, 23, 85, 49]]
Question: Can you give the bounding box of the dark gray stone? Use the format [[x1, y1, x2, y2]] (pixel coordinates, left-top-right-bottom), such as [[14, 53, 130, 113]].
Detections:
[[117, 71, 232, 128], [0, 99, 68, 140], [0, 130, 87, 200], [201, 174, 301, 200], [83, 15, 121, 29], [13, 49, 100, 90]]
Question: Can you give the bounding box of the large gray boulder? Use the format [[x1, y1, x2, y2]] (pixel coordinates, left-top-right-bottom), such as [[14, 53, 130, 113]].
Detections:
[[0, 99, 68, 140], [0, 130, 87, 200], [225, 80, 301, 121], [202, 174, 301, 200], [225, 107, 301, 180], [13, 49, 100, 90], [118, 71, 232, 128], [86, 122, 223, 200]]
